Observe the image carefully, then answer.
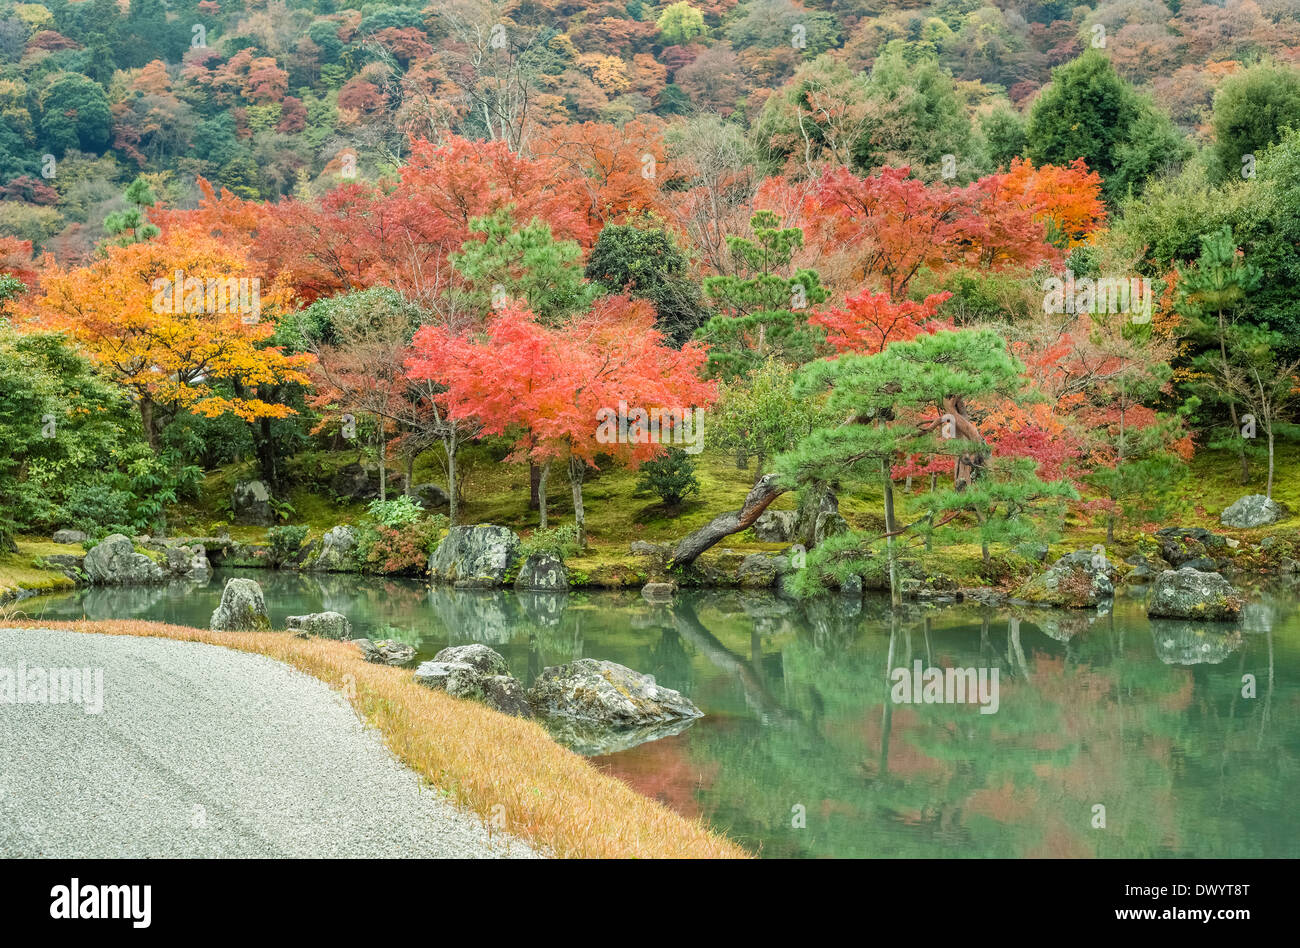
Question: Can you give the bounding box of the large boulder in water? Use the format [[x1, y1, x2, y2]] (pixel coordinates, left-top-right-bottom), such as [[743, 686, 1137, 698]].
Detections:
[[161, 542, 211, 581], [306, 526, 358, 572], [1146, 568, 1242, 621], [1017, 550, 1115, 608], [1220, 494, 1287, 528], [84, 534, 166, 585], [209, 578, 270, 632], [432, 643, 510, 675], [736, 553, 785, 588], [526, 658, 702, 729], [428, 525, 520, 587]]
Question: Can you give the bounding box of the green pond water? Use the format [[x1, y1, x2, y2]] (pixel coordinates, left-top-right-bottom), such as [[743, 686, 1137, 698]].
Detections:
[[25, 568, 1300, 858]]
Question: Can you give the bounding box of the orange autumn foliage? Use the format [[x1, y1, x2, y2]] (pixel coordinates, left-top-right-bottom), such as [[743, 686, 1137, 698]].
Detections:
[[32, 227, 311, 425]]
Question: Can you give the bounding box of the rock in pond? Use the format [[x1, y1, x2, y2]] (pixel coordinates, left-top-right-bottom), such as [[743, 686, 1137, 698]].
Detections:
[[515, 552, 568, 591], [84, 534, 166, 586], [1146, 568, 1243, 621], [1016, 550, 1115, 608], [526, 658, 702, 729], [641, 581, 676, 602], [1220, 494, 1287, 528], [287, 611, 353, 639], [161, 542, 211, 580], [414, 644, 531, 717], [428, 525, 520, 587], [433, 643, 511, 675], [210, 578, 270, 632], [352, 638, 417, 665], [736, 553, 784, 588]]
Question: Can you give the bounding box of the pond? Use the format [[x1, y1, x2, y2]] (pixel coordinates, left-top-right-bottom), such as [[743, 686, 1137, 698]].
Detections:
[[24, 568, 1300, 858]]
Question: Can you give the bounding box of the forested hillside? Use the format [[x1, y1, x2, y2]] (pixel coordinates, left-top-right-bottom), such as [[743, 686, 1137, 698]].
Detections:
[[1, 0, 1298, 259]]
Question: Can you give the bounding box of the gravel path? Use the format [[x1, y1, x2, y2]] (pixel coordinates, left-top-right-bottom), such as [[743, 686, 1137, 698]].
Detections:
[[0, 628, 538, 858]]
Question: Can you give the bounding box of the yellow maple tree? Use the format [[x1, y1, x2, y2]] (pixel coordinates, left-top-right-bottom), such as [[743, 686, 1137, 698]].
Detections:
[[31, 226, 312, 448]]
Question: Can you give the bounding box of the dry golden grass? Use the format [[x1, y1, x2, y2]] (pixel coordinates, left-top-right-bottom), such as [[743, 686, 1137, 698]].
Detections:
[[6, 618, 748, 859]]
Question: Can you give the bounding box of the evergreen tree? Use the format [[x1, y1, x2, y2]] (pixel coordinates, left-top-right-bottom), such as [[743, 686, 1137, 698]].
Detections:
[[697, 211, 828, 380]]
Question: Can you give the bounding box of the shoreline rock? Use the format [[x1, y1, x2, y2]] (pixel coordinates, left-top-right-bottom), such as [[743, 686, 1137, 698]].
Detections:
[[1146, 568, 1243, 621], [428, 525, 520, 588], [526, 658, 702, 729], [287, 611, 352, 639], [1220, 494, 1287, 528], [1017, 551, 1115, 608]]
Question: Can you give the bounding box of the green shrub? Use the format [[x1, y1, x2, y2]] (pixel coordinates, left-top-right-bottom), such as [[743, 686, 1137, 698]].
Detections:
[[267, 524, 309, 568], [365, 495, 425, 528], [519, 523, 581, 561], [635, 449, 700, 506]]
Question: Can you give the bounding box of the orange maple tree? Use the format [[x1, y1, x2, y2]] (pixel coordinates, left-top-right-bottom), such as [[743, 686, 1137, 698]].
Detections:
[[33, 227, 312, 448]]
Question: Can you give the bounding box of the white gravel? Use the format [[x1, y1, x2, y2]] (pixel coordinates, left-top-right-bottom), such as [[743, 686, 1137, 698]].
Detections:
[[0, 628, 538, 858]]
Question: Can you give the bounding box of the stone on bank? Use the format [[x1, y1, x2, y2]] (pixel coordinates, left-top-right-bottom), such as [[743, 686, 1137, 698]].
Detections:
[[84, 534, 166, 585], [526, 658, 702, 729], [428, 525, 520, 588], [286, 611, 352, 639]]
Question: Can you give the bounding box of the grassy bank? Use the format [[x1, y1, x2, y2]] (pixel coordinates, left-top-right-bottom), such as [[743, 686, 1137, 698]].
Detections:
[[13, 440, 1300, 597], [0, 539, 81, 603], [4, 618, 748, 859]]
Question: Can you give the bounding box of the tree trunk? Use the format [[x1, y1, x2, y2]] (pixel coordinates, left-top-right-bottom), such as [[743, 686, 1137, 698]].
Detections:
[[529, 463, 541, 510], [941, 394, 988, 489], [881, 462, 901, 608], [670, 473, 787, 569], [444, 434, 459, 527], [1219, 312, 1250, 485], [1267, 428, 1275, 500], [538, 461, 550, 529], [376, 415, 387, 503], [139, 396, 157, 452], [256, 415, 278, 491], [568, 456, 587, 548]]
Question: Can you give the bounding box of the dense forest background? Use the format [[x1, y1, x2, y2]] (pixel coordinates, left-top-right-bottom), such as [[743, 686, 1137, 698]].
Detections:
[[1, 0, 1298, 261]]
